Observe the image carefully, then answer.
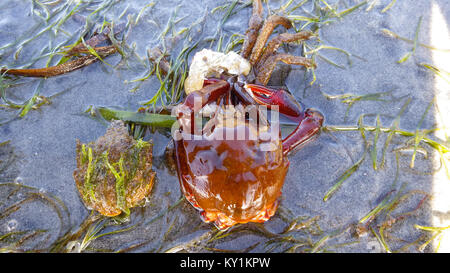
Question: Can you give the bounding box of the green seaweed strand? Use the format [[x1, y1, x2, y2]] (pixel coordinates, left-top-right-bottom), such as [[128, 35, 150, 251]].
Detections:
[[132, 139, 150, 173], [84, 146, 97, 202], [105, 155, 129, 216]]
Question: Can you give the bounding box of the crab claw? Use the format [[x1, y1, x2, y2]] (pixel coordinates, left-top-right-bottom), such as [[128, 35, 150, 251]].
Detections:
[[245, 84, 324, 155], [281, 108, 323, 155], [245, 84, 303, 120]]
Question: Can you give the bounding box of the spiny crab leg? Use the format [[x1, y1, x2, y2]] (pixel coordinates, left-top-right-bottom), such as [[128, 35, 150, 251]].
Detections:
[[245, 84, 324, 155], [241, 0, 264, 59], [257, 31, 314, 70], [256, 53, 316, 86], [249, 15, 293, 65]]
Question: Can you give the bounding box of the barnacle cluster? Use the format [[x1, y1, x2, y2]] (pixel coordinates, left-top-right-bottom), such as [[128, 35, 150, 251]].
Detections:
[[184, 49, 251, 94]]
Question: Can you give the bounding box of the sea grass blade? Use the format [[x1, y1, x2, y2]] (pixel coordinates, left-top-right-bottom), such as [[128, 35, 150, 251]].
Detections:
[[96, 107, 176, 128], [358, 114, 368, 146], [411, 99, 433, 168], [359, 191, 394, 224], [381, 0, 397, 13], [371, 115, 381, 170], [397, 16, 422, 64], [338, 1, 367, 17], [370, 227, 391, 253], [323, 125, 449, 154], [380, 98, 411, 169], [420, 63, 450, 85], [414, 225, 450, 232], [323, 147, 367, 201], [381, 29, 450, 53], [19, 79, 44, 117]]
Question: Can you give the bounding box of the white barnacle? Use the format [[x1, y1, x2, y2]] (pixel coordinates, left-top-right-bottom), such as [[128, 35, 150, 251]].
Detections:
[[184, 49, 251, 94]]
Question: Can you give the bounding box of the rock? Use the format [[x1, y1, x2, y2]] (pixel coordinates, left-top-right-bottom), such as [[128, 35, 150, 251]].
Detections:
[[73, 120, 155, 217]]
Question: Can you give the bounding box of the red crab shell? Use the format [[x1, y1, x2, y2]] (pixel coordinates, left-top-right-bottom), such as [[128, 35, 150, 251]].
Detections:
[[174, 123, 289, 229]]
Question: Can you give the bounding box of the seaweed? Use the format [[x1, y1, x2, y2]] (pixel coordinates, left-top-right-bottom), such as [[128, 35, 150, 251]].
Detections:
[[0, 182, 71, 252], [356, 183, 431, 252], [397, 17, 422, 64], [321, 90, 396, 122], [415, 224, 450, 252]]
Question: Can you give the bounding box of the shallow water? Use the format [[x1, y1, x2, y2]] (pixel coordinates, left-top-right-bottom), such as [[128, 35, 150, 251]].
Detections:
[[0, 0, 449, 253]]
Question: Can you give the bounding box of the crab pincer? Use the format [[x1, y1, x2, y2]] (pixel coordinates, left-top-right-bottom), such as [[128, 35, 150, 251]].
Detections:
[[245, 84, 324, 155]]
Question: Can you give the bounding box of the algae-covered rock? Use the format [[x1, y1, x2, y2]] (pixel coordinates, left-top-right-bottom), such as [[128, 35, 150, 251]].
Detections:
[[73, 120, 155, 217]]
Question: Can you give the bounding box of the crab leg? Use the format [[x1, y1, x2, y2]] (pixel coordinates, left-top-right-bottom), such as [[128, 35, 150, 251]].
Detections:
[[182, 80, 230, 108], [249, 15, 292, 65], [281, 108, 323, 155], [255, 53, 316, 85], [257, 31, 314, 69], [245, 84, 323, 155], [241, 0, 264, 59]]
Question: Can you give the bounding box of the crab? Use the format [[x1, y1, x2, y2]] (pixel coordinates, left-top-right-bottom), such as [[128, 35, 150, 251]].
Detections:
[[171, 0, 324, 230]]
